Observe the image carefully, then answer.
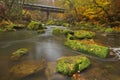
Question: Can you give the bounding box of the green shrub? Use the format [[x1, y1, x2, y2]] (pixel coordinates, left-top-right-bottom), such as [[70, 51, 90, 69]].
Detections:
[[65, 40, 109, 58], [74, 30, 95, 39], [56, 55, 90, 75]]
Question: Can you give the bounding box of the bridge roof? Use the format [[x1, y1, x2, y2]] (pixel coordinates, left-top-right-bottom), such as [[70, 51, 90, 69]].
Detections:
[[24, 3, 65, 10]]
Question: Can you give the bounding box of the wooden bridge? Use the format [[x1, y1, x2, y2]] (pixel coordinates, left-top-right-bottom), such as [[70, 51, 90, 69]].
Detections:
[[23, 3, 65, 19]]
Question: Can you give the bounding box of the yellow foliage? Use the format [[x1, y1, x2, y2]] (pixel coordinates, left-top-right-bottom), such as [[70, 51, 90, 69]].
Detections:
[[0, 19, 13, 26], [57, 13, 66, 19], [22, 9, 31, 16], [83, 8, 97, 20], [96, 0, 111, 7], [112, 27, 120, 32]]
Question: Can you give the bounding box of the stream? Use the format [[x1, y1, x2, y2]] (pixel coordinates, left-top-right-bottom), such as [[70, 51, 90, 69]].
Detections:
[[0, 26, 120, 80]]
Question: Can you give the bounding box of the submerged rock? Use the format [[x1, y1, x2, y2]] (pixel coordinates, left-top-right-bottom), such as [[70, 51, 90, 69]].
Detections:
[[11, 48, 29, 61], [56, 56, 91, 76], [10, 60, 46, 79], [45, 62, 66, 80]]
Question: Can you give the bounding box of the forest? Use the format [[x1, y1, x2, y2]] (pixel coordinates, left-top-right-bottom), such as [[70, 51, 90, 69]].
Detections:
[[0, 0, 120, 80]]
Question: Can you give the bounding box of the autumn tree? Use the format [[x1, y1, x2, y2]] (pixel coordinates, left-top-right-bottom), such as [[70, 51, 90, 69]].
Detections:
[[0, 1, 5, 20], [0, 0, 25, 21]]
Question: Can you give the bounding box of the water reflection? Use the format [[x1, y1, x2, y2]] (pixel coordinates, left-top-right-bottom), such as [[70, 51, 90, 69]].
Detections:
[[36, 41, 62, 61]]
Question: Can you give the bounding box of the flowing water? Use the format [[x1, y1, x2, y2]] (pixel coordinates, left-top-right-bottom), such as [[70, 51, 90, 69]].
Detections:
[[0, 26, 120, 80]]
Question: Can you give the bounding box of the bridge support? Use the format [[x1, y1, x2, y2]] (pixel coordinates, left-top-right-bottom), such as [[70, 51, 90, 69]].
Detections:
[[46, 11, 50, 19]]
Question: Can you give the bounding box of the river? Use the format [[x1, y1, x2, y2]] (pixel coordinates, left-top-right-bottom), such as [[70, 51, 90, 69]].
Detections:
[[0, 26, 120, 80]]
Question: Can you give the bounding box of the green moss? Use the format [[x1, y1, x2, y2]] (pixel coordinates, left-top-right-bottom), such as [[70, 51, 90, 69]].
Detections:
[[105, 28, 115, 33], [37, 29, 45, 34], [4, 24, 17, 31], [74, 30, 95, 39], [65, 40, 109, 58], [52, 27, 74, 36], [0, 24, 18, 32], [62, 23, 71, 27], [67, 34, 74, 40], [11, 48, 29, 61], [52, 28, 63, 34], [0, 28, 6, 32], [56, 55, 90, 76], [27, 21, 44, 30], [46, 19, 55, 25]]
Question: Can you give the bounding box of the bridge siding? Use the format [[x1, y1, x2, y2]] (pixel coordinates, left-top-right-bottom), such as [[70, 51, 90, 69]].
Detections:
[[23, 3, 65, 13]]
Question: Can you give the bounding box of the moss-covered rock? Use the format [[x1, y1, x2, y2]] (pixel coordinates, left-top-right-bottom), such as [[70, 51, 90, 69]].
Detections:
[[74, 30, 95, 39], [56, 55, 90, 76], [67, 34, 75, 40], [62, 23, 71, 27], [10, 60, 46, 79], [104, 28, 116, 33], [27, 21, 44, 30], [52, 27, 74, 36], [65, 40, 109, 58], [45, 19, 55, 25], [11, 48, 29, 61], [52, 28, 63, 34], [0, 24, 17, 32], [0, 28, 6, 32], [37, 29, 45, 34], [0, 23, 25, 32]]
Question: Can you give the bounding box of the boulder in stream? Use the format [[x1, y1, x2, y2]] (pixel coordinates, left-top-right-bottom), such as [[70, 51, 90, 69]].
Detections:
[[10, 59, 46, 80], [45, 62, 66, 80], [56, 55, 91, 76], [27, 21, 45, 30], [74, 30, 95, 39], [37, 29, 45, 34], [11, 48, 29, 61], [65, 39, 109, 58]]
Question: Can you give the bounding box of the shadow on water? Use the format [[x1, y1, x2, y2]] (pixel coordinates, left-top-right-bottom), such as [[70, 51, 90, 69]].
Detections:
[[0, 26, 120, 80]]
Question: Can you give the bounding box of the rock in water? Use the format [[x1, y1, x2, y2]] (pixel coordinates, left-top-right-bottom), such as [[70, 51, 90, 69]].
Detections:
[[10, 59, 46, 80], [45, 62, 66, 80], [56, 55, 91, 76], [11, 48, 28, 61]]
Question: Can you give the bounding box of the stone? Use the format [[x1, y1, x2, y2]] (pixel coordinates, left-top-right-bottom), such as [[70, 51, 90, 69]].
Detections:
[[74, 30, 95, 39], [56, 55, 91, 76], [45, 62, 66, 80], [27, 21, 43, 30], [65, 40, 109, 58], [11, 48, 29, 61], [10, 60, 46, 79], [37, 29, 45, 34]]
